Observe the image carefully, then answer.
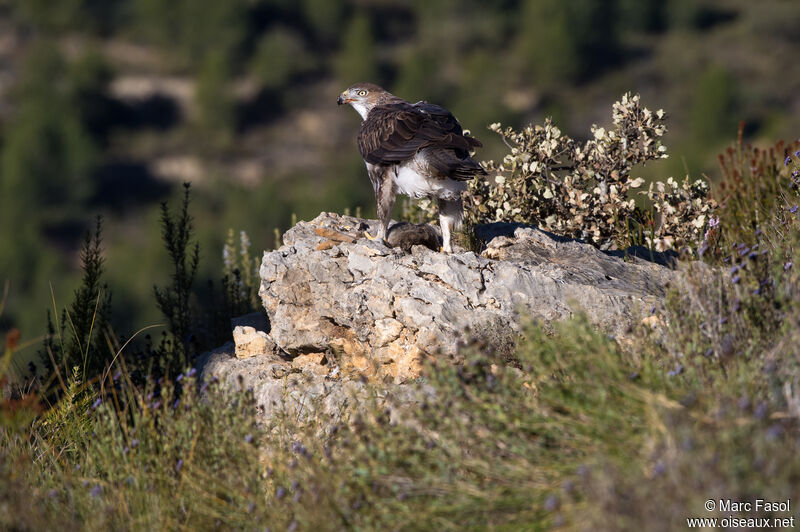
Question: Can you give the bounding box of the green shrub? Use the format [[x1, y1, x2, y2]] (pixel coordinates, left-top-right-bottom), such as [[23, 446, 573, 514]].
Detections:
[[712, 124, 800, 251], [40, 217, 112, 384], [153, 184, 200, 374], [222, 229, 261, 314]]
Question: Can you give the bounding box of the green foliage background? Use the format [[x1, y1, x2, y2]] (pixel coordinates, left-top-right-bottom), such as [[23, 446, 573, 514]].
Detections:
[[0, 0, 798, 362]]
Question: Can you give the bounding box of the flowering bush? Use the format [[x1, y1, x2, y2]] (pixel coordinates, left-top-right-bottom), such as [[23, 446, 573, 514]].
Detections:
[[473, 93, 718, 251], [645, 176, 716, 252]]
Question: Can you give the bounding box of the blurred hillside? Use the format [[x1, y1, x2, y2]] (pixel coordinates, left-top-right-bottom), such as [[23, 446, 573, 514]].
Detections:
[[0, 0, 798, 346]]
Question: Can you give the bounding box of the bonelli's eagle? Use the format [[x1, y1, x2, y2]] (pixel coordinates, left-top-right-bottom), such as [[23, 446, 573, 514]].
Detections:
[[337, 83, 486, 253]]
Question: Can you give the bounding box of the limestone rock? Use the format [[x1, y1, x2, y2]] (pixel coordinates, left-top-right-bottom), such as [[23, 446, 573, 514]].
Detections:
[[232, 326, 275, 359], [257, 212, 676, 382], [196, 343, 366, 425]]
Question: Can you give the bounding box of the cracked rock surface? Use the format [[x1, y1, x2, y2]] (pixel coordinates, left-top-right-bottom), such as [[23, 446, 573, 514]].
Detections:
[[255, 212, 676, 383]]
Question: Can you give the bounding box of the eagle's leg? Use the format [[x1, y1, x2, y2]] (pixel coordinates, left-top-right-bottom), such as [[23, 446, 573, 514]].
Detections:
[[375, 176, 396, 243], [365, 166, 396, 243], [438, 197, 463, 253]]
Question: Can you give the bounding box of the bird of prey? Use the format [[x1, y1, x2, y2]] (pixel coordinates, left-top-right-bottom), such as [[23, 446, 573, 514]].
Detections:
[[337, 83, 486, 253]]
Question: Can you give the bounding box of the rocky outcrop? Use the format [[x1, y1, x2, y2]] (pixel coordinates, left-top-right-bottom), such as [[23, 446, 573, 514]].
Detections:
[[197, 212, 676, 422], [253, 212, 675, 382]]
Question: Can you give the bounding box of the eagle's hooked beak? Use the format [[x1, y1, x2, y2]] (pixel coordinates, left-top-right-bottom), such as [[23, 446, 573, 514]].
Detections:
[[337, 93, 352, 105]]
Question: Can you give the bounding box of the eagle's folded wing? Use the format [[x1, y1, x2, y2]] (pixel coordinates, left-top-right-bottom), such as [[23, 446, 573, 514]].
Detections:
[[357, 102, 482, 166]]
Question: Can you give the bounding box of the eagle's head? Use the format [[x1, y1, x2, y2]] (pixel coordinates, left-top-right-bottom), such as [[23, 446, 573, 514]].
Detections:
[[337, 83, 393, 120]]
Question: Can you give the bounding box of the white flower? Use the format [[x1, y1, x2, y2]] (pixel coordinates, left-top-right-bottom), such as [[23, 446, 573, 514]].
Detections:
[[691, 215, 706, 229]]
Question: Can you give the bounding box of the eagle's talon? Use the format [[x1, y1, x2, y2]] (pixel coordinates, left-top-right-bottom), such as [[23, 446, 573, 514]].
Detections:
[[363, 230, 377, 241]]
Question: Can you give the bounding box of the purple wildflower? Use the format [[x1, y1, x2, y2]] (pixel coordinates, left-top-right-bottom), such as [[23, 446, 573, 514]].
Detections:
[[291, 441, 307, 455], [91, 398, 102, 410], [785, 156, 792, 166], [795, 150, 800, 157], [172, 399, 180, 409], [748, 252, 758, 260], [754, 402, 768, 420], [667, 364, 684, 377], [719, 317, 728, 324], [732, 275, 741, 284], [186, 368, 197, 378], [544, 494, 560, 511], [730, 265, 740, 275], [276, 486, 287, 500], [704, 348, 713, 357], [766, 424, 783, 440], [131, 439, 139, 448], [790, 205, 798, 214], [244, 434, 253, 444], [90, 485, 102, 498], [708, 216, 719, 228], [738, 395, 750, 410], [288, 521, 298, 532], [176, 459, 183, 473], [151, 401, 161, 410], [176, 374, 183, 382], [785, 262, 793, 270], [113, 370, 121, 381]]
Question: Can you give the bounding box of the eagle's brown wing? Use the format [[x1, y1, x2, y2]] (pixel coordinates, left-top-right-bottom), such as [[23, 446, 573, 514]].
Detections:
[[357, 102, 485, 180]]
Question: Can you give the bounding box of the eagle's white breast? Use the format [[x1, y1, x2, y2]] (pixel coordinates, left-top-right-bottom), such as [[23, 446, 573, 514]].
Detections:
[[393, 153, 465, 201]]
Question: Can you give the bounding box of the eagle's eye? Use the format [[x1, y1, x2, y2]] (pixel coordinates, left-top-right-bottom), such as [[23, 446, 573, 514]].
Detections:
[[357, 89, 367, 96]]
